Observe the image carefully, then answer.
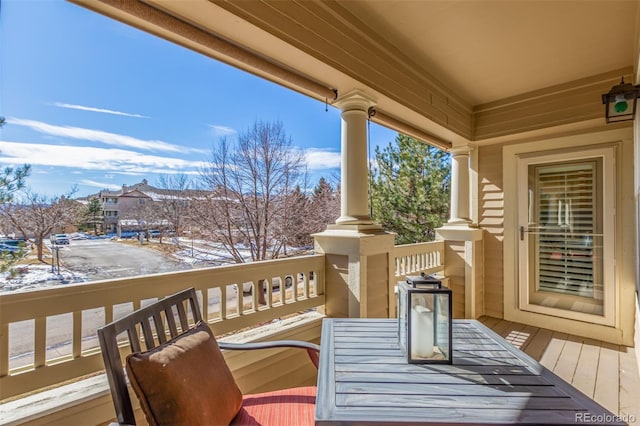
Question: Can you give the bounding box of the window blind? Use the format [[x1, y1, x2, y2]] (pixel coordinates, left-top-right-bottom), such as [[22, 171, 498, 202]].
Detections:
[[533, 162, 598, 298]]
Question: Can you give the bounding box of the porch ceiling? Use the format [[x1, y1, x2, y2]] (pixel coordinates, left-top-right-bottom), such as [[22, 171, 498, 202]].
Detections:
[[341, 0, 637, 106], [73, 0, 639, 146]]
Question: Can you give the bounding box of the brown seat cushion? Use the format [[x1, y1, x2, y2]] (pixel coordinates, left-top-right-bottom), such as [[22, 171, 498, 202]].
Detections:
[[126, 321, 243, 426], [232, 386, 316, 426]]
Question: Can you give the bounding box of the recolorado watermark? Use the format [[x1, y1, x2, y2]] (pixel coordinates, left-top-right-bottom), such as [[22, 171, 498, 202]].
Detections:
[[575, 412, 637, 424]]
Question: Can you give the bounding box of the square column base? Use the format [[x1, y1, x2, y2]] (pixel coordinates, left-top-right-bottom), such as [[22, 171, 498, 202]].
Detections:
[[314, 229, 395, 318], [435, 224, 484, 319]]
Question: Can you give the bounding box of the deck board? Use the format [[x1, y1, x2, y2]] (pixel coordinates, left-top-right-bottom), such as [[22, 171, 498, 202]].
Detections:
[[619, 345, 640, 422], [481, 316, 640, 421], [572, 338, 600, 398], [554, 335, 582, 383], [595, 341, 621, 414]]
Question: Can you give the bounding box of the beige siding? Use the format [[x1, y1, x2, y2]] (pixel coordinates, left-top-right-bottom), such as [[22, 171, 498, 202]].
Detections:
[[472, 240, 485, 317], [478, 144, 505, 318], [473, 69, 632, 140]]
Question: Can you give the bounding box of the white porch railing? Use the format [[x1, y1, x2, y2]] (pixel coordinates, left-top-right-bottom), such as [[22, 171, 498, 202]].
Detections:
[[388, 241, 446, 317], [0, 254, 325, 400]]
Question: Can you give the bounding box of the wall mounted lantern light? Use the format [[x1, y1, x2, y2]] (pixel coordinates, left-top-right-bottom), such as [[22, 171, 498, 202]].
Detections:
[[602, 77, 640, 123]]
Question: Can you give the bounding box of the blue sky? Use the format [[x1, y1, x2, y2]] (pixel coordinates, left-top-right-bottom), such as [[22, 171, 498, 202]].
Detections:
[[0, 0, 397, 199]]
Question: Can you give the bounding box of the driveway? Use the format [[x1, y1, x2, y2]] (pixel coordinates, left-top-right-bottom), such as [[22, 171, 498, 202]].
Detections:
[[58, 238, 192, 280]]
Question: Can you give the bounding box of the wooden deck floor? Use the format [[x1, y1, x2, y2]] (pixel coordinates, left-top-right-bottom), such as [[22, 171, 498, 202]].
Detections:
[[481, 316, 640, 423]]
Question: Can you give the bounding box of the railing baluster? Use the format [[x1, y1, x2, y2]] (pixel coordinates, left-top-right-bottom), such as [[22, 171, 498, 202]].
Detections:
[[389, 242, 446, 320], [293, 274, 299, 302], [251, 281, 259, 312], [73, 311, 82, 358], [0, 323, 8, 376], [305, 272, 310, 298], [34, 317, 46, 367], [104, 304, 113, 325], [220, 285, 227, 320]]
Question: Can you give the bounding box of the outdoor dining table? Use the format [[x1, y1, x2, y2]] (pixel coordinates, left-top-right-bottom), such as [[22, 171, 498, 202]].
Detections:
[[315, 318, 625, 425]]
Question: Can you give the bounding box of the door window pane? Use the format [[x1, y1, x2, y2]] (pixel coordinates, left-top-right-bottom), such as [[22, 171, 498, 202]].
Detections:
[[527, 159, 603, 315]]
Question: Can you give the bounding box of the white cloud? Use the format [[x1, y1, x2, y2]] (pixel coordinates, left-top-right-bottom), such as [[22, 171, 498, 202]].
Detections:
[[6, 117, 207, 154], [79, 179, 122, 191], [52, 102, 149, 119], [208, 124, 237, 136], [304, 148, 341, 170], [0, 141, 207, 174]]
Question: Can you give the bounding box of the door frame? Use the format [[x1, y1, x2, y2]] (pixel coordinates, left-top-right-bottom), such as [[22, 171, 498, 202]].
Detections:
[[502, 128, 633, 344], [516, 146, 616, 326]]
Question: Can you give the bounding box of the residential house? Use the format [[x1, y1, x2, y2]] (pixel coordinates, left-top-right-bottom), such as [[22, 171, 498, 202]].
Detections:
[[82, 179, 191, 235]]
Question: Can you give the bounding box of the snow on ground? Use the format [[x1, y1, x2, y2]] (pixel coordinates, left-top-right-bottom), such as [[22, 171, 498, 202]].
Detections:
[[170, 238, 253, 265], [1, 264, 88, 293]]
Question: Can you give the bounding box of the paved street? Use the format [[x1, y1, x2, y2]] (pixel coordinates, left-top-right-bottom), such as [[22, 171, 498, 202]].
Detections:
[[57, 238, 192, 280]]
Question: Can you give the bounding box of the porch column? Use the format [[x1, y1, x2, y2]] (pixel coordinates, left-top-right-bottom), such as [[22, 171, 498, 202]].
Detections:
[[333, 90, 376, 227], [314, 90, 394, 319], [449, 146, 471, 225], [437, 144, 483, 319]]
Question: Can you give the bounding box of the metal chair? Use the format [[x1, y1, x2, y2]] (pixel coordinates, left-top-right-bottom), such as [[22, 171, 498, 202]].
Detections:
[[98, 287, 320, 425]]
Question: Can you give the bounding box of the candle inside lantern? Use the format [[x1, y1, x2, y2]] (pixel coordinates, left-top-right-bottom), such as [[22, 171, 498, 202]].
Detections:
[[411, 304, 434, 358]]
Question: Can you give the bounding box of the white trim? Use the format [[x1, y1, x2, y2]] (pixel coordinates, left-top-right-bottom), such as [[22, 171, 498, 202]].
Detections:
[[503, 128, 631, 341], [516, 146, 616, 326]]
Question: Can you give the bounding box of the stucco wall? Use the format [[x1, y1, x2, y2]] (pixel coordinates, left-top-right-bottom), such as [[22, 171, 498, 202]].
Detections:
[[443, 241, 466, 318]]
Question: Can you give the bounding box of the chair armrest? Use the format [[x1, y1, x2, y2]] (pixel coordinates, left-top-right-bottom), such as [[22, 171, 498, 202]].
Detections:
[[219, 340, 320, 369]]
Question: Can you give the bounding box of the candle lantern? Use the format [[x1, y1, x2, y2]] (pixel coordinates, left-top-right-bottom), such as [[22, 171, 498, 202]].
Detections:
[[398, 274, 452, 364]]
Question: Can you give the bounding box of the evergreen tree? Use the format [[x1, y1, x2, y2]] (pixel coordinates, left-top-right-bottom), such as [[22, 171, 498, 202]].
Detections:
[[309, 177, 340, 234], [83, 197, 103, 235], [371, 134, 450, 244]]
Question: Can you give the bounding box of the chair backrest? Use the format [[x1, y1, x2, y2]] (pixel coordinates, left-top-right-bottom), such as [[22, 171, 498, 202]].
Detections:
[[98, 288, 202, 425]]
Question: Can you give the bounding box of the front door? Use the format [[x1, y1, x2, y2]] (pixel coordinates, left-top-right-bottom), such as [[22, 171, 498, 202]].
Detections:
[[517, 146, 615, 326]]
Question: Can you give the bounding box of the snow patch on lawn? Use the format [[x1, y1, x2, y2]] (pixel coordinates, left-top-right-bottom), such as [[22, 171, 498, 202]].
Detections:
[[1, 264, 88, 293]]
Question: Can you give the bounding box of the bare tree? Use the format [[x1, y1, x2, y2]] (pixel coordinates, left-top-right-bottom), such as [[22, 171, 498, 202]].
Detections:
[[197, 120, 304, 303], [156, 174, 193, 241], [1, 190, 79, 261], [198, 120, 304, 261]]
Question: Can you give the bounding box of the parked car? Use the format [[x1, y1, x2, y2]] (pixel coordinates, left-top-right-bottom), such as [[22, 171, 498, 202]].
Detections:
[[51, 234, 70, 245], [70, 232, 89, 240], [0, 243, 21, 253], [0, 238, 26, 247], [242, 275, 294, 294]]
